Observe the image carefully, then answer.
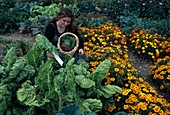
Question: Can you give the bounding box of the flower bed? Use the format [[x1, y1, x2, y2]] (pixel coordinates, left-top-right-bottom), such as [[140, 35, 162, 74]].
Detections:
[[80, 23, 170, 114]]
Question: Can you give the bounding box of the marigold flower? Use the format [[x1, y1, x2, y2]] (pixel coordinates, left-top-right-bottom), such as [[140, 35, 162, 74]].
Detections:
[[123, 105, 129, 110], [153, 106, 160, 113], [114, 68, 119, 72]]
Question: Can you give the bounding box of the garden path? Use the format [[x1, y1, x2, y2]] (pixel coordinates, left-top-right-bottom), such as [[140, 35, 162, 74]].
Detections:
[[128, 47, 170, 102]]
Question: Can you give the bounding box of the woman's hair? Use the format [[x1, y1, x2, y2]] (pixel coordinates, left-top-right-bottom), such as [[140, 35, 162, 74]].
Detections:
[[48, 8, 77, 32]]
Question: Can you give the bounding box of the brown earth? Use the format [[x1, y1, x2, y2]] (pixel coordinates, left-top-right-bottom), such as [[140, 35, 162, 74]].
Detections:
[[0, 32, 35, 64]]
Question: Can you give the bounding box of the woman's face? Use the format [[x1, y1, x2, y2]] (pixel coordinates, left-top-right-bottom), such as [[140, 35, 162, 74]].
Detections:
[[58, 17, 71, 28]]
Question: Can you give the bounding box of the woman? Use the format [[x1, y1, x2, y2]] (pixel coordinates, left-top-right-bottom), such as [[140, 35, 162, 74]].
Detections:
[[44, 8, 88, 62]]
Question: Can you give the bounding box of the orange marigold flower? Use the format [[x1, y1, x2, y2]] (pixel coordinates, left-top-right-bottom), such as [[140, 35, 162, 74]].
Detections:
[[107, 107, 114, 112]]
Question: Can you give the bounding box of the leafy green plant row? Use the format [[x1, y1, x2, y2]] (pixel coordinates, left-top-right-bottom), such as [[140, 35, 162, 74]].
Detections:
[[0, 34, 123, 114]]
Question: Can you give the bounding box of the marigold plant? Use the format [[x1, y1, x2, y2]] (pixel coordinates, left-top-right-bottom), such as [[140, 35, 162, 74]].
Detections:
[[127, 28, 170, 61], [150, 56, 170, 94]]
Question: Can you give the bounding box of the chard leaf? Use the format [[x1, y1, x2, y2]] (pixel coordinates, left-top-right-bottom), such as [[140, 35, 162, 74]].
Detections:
[[90, 59, 111, 85], [75, 75, 95, 88], [3, 47, 17, 73], [64, 58, 76, 102], [35, 60, 54, 91], [35, 34, 59, 55], [80, 98, 102, 114], [72, 64, 90, 77], [100, 85, 123, 98], [54, 58, 76, 104], [26, 44, 44, 69], [17, 80, 49, 107], [0, 83, 11, 114], [2, 57, 33, 84]]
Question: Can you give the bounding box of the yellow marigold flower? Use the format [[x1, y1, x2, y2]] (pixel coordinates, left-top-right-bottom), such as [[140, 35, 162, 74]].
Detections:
[[159, 75, 164, 80], [123, 105, 129, 110], [91, 37, 96, 41], [159, 110, 164, 115], [114, 68, 119, 72], [119, 70, 125, 74], [125, 83, 129, 87], [122, 89, 131, 96], [127, 63, 132, 68], [102, 42, 107, 46], [152, 55, 155, 59], [142, 50, 145, 53], [142, 47, 145, 50], [131, 106, 136, 110], [145, 45, 148, 48], [84, 34, 88, 37], [139, 102, 147, 111], [149, 112, 153, 115], [117, 96, 121, 101], [139, 78, 144, 82], [153, 106, 160, 113], [108, 105, 116, 112], [160, 85, 164, 90], [167, 75, 170, 80], [110, 77, 115, 81]]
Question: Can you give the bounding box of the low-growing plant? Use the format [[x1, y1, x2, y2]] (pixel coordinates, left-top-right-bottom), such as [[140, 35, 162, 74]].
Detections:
[[0, 34, 123, 114], [150, 56, 170, 94], [127, 28, 170, 61]]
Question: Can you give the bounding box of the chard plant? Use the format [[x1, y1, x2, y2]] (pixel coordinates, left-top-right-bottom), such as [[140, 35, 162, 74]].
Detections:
[[0, 34, 123, 114]]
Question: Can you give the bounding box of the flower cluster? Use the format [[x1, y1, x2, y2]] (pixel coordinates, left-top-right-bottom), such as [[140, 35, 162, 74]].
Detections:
[[80, 22, 126, 47], [127, 28, 170, 61], [150, 56, 170, 94]]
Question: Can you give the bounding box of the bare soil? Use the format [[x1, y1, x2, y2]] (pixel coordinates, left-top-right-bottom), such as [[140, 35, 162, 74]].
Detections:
[[0, 32, 35, 42], [0, 32, 35, 64]]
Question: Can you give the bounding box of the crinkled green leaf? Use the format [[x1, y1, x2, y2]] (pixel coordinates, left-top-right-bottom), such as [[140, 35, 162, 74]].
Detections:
[[80, 99, 102, 114], [17, 80, 49, 107], [35, 60, 54, 91], [100, 85, 123, 98], [91, 59, 111, 84], [75, 75, 95, 88], [72, 64, 90, 77], [3, 47, 17, 73], [26, 44, 44, 69], [0, 83, 11, 114], [35, 34, 59, 55], [2, 57, 32, 84]]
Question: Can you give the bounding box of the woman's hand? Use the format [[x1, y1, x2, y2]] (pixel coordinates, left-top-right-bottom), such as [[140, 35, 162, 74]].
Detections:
[[46, 51, 55, 58], [79, 48, 84, 56]]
